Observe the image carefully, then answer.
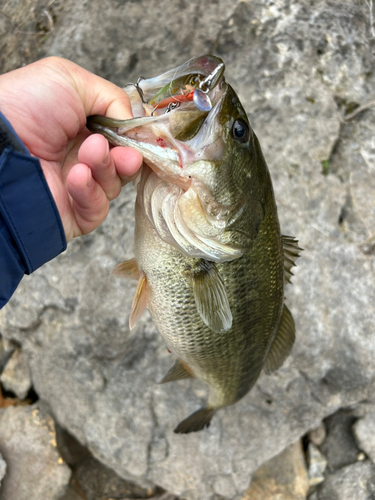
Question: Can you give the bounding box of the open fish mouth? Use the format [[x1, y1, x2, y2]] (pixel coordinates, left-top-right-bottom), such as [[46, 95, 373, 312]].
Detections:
[[86, 55, 228, 189], [86, 112, 188, 187]]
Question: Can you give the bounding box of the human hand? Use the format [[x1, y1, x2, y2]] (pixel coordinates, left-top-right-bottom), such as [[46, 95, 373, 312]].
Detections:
[[0, 57, 143, 243]]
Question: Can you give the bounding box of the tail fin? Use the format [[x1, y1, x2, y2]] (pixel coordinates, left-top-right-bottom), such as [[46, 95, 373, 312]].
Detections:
[[174, 407, 216, 434]]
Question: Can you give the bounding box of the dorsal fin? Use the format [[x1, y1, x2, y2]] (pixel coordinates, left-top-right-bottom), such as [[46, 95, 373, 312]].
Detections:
[[189, 260, 232, 333], [282, 235, 303, 284], [158, 359, 194, 384], [111, 258, 140, 280], [263, 304, 295, 374], [129, 273, 148, 330]]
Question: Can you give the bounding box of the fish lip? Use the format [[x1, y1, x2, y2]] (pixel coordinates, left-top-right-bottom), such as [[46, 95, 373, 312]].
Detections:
[[86, 116, 191, 189]]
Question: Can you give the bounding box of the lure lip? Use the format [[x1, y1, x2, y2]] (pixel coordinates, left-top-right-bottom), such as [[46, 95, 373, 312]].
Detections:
[[193, 89, 213, 111]]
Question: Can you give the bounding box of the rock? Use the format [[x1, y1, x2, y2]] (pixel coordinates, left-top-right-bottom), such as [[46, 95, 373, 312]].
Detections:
[[0, 404, 71, 500], [73, 455, 164, 500], [55, 425, 176, 500], [0, 348, 32, 400], [1, 1, 375, 499], [0, 336, 15, 373], [315, 461, 375, 500], [58, 487, 84, 500], [353, 413, 375, 464], [307, 443, 327, 488], [242, 440, 309, 500], [320, 409, 361, 471], [308, 424, 326, 447], [0, 452, 6, 486]]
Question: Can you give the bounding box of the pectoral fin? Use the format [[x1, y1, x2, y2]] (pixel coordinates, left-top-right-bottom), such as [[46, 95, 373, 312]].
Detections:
[[129, 274, 148, 330], [282, 235, 303, 284], [263, 304, 295, 374], [190, 260, 232, 333], [158, 359, 194, 384], [111, 258, 140, 280]]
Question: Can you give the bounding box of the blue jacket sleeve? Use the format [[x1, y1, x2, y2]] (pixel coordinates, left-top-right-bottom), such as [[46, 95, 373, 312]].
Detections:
[[0, 113, 67, 309]]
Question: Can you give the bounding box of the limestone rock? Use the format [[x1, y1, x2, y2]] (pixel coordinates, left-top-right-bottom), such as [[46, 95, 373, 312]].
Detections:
[[307, 443, 327, 488], [0, 336, 15, 373], [242, 441, 309, 500], [0, 453, 6, 487], [320, 410, 361, 472], [0, 348, 32, 400], [1, 0, 375, 499], [315, 461, 375, 500], [308, 424, 326, 447], [354, 413, 375, 464], [0, 404, 71, 500]]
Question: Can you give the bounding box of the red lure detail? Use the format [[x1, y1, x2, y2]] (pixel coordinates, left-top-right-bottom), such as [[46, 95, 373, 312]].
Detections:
[[154, 91, 195, 110]]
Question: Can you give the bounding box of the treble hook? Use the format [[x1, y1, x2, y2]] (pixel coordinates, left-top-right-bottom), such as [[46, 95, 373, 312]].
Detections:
[[151, 101, 180, 116], [125, 77, 146, 103], [193, 62, 225, 112], [165, 102, 180, 114], [198, 62, 225, 94]]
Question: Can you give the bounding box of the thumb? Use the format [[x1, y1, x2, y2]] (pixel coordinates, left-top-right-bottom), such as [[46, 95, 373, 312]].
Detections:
[[56, 57, 134, 120]]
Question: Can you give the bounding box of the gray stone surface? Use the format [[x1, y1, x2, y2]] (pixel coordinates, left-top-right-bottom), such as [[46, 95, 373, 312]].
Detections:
[[0, 404, 71, 500], [308, 424, 326, 447], [320, 409, 361, 471], [55, 426, 172, 500], [315, 461, 375, 500], [1, 1, 375, 499], [0, 348, 32, 400], [0, 453, 6, 487], [243, 440, 309, 500], [354, 412, 375, 464], [0, 337, 15, 374], [307, 443, 327, 488]]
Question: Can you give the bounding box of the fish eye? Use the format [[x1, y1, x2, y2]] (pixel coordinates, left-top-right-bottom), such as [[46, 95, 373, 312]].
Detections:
[[232, 119, 249, 143]]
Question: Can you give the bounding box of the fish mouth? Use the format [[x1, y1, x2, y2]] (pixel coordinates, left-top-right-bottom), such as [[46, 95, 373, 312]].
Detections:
[[86, 114, 190, 189], [86, 82, 227, 190]]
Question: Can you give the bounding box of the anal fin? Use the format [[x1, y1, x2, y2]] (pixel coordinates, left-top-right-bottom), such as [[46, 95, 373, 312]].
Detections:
[[158, 359, 194, 384], [129, 273, 148, 330], [112, 258, 140, 280], [174, 407, 216, 434], [263, 304, 295, 374]]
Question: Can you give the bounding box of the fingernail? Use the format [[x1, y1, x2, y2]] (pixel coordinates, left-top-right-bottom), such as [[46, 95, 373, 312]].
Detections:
[[87, 168, 94, 187]]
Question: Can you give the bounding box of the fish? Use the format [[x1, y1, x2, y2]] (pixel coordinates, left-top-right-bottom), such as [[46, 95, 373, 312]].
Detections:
[[87, 55, 301, 434]]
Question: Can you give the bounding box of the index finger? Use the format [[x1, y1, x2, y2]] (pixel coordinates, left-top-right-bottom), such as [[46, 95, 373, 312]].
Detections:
[[55, 57, 134, 120], [110, 146, 143, 185]]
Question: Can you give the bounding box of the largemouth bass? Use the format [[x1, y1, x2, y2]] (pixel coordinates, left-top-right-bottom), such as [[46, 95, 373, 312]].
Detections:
[[87, 55, 301, 434]]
